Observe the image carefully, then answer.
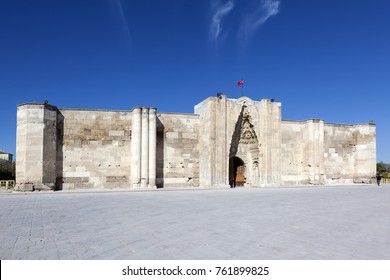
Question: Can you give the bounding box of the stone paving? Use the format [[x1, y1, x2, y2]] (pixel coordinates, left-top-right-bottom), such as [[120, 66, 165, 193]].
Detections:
[[0, 185, 390, 260]]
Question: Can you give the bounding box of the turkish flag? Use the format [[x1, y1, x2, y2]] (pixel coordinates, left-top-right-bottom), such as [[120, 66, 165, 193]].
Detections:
[[237, 80, 244, 87]]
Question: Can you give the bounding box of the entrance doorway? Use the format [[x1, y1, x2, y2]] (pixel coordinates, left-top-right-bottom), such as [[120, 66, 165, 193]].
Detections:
[[229, 157, 245, 187]]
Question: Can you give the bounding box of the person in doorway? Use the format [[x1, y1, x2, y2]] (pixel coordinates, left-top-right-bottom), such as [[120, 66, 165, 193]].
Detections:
[[376, 172, 382, 186]]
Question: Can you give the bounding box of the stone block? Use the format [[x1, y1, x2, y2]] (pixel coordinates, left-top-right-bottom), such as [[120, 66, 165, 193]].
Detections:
[[15, 183, 34, 191], [166, 132, 179, 139], [106, 176, 128, 183], [109, 130, 125, 137]]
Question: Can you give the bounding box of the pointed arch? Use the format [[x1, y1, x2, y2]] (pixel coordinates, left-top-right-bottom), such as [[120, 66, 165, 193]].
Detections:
[[229, 156, 245, 187]]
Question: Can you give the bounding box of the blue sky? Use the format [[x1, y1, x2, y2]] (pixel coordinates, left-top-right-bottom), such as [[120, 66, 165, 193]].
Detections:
[[1, 0, 389, 162]]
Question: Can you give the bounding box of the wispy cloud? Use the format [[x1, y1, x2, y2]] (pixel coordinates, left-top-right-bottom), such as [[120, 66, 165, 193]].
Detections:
[[238, 0, 280, 44], [209, 0, 234, 42], [109, 0, 132, 48]]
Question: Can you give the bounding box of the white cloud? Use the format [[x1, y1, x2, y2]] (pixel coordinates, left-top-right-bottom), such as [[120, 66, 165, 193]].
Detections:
[[109, 0, 132, 47], [209, 0, 234, 42], [238, 0, 279, 43]]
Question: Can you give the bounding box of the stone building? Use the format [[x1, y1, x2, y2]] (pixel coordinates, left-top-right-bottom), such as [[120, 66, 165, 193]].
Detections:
[[0, 150, 13, 175], [15, 95, 376, 191]]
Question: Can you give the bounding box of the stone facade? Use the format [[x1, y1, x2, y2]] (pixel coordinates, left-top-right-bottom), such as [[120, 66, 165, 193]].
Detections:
[[15, 95, 376, 191], [281, 120, 376, 185]]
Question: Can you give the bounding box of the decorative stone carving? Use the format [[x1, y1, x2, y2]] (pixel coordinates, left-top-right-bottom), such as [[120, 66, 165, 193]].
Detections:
[[239, 106, 258, 145]]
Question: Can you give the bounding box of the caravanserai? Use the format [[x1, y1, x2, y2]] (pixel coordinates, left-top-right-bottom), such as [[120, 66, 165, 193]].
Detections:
[[15, 95, 376, 191]]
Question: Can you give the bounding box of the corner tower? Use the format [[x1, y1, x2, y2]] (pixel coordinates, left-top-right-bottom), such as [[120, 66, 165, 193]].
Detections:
[[15, 103, 58, 191]]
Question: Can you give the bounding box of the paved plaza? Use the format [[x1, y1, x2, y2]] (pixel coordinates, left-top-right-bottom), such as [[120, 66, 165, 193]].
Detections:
[[0, 185, 390, 260]]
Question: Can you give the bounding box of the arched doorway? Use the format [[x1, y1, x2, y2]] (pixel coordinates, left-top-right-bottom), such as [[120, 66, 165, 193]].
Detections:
[[229, 157, 245, 187]]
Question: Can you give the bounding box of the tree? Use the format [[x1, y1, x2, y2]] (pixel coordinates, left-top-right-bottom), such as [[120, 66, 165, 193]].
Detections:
[[377, 162, 385, 173]]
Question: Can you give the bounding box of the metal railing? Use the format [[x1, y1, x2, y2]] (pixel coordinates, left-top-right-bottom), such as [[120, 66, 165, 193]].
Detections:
[[0, 180, 15, 190], [381, 178, 390, 184]]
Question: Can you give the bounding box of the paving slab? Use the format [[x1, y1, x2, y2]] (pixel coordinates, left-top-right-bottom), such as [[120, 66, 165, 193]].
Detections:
[[0, 185, 390, 260]]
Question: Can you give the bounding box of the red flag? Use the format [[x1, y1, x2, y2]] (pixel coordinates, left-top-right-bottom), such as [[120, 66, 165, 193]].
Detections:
[[237, 80, 244, 87]]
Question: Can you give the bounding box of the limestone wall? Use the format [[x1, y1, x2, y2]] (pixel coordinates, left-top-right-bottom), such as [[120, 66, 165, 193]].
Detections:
[[195, 97, 213, 187], [323, 123, 376, 184], [258, 99, 282, 186], [195, 96, 228, 188], [58, 109, 132, 189], [281, 120, 376, 185], [281, 120, 324, 185], [156, 113, 200, 188]]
